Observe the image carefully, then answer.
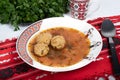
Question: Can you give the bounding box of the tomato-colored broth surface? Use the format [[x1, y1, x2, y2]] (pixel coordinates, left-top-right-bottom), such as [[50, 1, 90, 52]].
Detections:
[[28, 27, 90, 67]]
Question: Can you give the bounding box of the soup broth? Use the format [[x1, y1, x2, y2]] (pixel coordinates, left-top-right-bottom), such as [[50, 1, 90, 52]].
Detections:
[[28, 27, 90, 67]]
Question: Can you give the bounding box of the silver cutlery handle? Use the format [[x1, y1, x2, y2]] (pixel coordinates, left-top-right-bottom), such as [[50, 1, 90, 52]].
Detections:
[[109, 37, 120, 76]]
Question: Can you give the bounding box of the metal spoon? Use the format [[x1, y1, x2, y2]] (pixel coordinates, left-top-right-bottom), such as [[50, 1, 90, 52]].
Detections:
[[101, 19, 120, 76]]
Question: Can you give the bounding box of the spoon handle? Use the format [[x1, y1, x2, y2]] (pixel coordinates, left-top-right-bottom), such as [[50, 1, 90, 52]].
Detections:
[[108, 37, 120, 76]]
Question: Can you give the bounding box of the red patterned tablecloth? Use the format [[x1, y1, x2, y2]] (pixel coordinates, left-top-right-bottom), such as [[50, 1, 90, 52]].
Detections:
[[0, 15, 120, 80]]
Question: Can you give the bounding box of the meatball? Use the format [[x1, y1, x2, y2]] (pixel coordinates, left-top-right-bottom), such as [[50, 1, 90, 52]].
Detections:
[[34, 43, 49, 56], [36, 32, 52, 44], [51, 35, 66, 49]]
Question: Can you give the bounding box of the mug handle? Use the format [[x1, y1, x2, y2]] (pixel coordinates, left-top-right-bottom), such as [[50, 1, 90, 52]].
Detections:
[[86, 0, 100, 17]]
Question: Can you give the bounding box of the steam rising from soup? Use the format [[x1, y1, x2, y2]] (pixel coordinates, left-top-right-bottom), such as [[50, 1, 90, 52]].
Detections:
[[27, 27, 90, 67]]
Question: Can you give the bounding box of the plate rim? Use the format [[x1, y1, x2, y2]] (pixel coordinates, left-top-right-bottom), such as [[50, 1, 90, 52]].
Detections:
[[16, 17, 103, 72]]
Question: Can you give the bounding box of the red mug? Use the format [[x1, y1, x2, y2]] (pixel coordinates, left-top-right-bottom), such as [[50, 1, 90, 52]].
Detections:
[[69, 0, 100, 20], [70, 0, 89, 12], [71, 10, 87, 20]]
